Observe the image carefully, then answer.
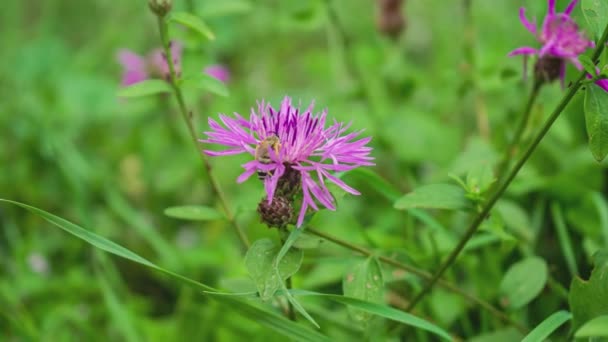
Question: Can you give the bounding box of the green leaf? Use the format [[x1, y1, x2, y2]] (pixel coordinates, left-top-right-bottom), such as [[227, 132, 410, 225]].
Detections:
[[117, 80, 172, 98], [582, 0, 608, 40], [394, 184, 469, 210], [343, 257, 384, 322], [569, 251, 608, 332], [579, 54, 597, 76], [292, 232, 324, 249], [168, 12, 215, 40], [181, 74, 229, 97], [275, 228, 319, 328], [0, 199, 329, 342], [341, 168, 400, 202], [499, 256, 548, 309], [575, 315, 608, 338], [465, 162, 495, 195], [521, 311, 572, 342], [584, 83, 608, 162], [291, 291, 452, 341], [245, 238, 303, 300], [550, 202, 579, 277], [164, 205, 225, 221], [199, 0, 253, 18]]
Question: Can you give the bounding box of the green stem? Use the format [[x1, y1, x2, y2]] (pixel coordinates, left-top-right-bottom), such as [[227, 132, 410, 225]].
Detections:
[[279, 231, 296, 321], [494, 80, 543, 184], [405, 24, 608, 312], [306, 227, 527, 333], [155, 15, 250, 248]]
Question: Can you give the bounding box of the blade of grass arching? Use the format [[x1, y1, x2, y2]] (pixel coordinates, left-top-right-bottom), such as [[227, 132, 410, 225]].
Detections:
[[290, 290, 453, 341], [105, 189, 179, 269], [275, 227, 320, 328], [95, 257, 141, 342], [550, 202, 579, 277], [0, 199, 330, 342], [521, 310, 571, 342], [590, 192, 608, 248]]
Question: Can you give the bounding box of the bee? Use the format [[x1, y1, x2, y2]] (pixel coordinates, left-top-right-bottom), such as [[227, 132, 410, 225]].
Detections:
[[254, 134, 281, 180]]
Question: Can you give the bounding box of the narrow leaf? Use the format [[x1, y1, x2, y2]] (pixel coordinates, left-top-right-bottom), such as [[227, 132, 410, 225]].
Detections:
[[291, 290, 453, 341], [168, 12, 215, 40], [521, 311, 572, 342], [579, 55, 597, 76], [394, 184, 469, 210], [575, 315, 608, 338], [117, 80, 172, 98], [0, 199, 329, 342], [584, 84, 608, 162], [499, 256, 548, 309], [164, 205, 225, 221], [181, 74, 229, 97]]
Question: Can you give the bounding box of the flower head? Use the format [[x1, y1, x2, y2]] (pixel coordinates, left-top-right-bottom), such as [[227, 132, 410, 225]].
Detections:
[[509, 0, 594, 84], [204, 64, 231, 83], [201, 97, 374, 227]]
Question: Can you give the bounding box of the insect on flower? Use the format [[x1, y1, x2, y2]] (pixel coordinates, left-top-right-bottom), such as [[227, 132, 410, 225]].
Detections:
[[254, 134, 281, 180], [201, 97, 374, 227]]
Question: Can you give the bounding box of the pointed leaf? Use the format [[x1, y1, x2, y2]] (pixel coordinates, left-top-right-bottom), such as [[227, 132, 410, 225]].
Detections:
[[117, 80, 172, 98], [521, 311, 572, 342], [575, 315, 608, 338], [245, 238, 303, 300], [0, 199, 329, 342], [394, 184, 469, 210], [168, 12, 215, 40], [584, 84, 608, 162], [181, 74, 229, 97]]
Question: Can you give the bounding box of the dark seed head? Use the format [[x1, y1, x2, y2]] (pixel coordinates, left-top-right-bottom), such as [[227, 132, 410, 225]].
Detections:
[[257, 196, 294, 229], [534, 56, 564, 84], [148, 0, 172, 17]]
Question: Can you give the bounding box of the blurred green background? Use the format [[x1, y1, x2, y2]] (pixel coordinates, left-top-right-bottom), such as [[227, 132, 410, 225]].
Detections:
[[2, 0, 607, 340]]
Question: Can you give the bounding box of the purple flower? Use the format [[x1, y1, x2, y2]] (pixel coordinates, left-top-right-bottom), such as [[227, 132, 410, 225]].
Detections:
[[509, 0, 594, 84], [586, 67, 608, 92], [201, 97, 374, 227], [204, 64, 231, 83], [116, 41, 182, 86]]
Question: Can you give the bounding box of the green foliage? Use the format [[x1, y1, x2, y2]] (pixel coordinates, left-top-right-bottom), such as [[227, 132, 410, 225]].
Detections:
[[118, 80, 173, 98], [245, 238, 303, 300], [584, 83, 608, 162], [582, 0, 608, 40], [521, 311, 572, 342], [342, 257, 384, 322], [168, 12, 215, 40], [181, 74, 229, 97], [394, 184, 470, 210], [575, 315, 608, 338], [164, 205, 225, 221], [499, 256, 548, 310], [569, 251, 608, 332]]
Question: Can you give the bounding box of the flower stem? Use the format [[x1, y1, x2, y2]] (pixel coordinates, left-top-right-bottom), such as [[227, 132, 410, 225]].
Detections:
[[306, 227, 527, 333], [494, 80, 543, 184], [405, 24, 608, 312], [155, 15, 250, 248]]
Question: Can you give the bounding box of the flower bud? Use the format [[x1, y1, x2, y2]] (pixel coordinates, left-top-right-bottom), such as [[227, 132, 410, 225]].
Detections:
[[148, 0, 172, 17], [534, 56, 564, 84], [257, 196, 294, 229]]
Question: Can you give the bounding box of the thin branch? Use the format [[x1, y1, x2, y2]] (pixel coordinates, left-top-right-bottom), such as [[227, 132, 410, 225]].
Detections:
[[155, 15, 250, 248], [405, 23, 608, 312]]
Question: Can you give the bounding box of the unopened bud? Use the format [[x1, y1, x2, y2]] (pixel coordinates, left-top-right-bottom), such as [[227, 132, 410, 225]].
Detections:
[[376, 0, 406, 39], [534, 56, 564, 84], [257, 196, 294, 229], [148, 0, 172, 17]]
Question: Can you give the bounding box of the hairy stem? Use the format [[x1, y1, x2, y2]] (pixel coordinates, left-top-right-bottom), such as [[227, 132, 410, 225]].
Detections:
[[405, 24, 608, 312], [155, 15, 250, 248], [306, 227, 527, 333]]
